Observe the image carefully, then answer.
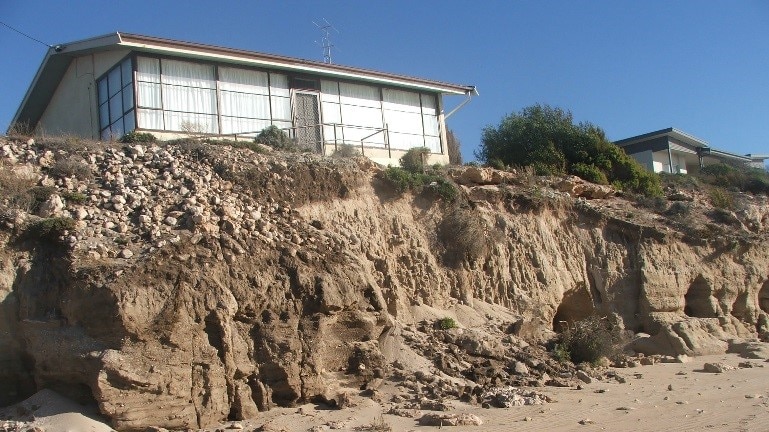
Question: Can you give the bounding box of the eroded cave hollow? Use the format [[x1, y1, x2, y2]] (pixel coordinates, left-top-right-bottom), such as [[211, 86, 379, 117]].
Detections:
[[552, 283, 595, 332], [684, 275, 719, 318]]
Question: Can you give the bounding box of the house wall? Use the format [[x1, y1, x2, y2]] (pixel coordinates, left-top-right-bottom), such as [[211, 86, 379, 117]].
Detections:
[[36, 49, 131, 138], [629, 149, 654, 172]]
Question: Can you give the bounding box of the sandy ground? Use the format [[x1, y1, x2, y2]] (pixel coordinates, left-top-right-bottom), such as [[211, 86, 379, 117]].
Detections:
[[3, 353, 768, 432], [219, 353, 769, 432]]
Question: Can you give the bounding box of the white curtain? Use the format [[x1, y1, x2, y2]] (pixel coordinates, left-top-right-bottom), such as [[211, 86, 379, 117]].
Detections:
[[384, 110, 423, 135], [383, 88, 421, 113], [161, 59, 215, 88], [422, 114, 439, 137], [221, 117, 270, 135], [421, 94, 437, 116], [424, 135, 441, 153], [162, 85, 217, 114], [269, 73, 289, 97], [321, 80, 340, 103], [389, 132, 425, 150], [137, 57, 160, 82], [219, 91, 270, 118], [339, 82, 380, 108], [137, 108, 163, 130], [137, 82, 161, 108], [270, 96, 291, 120], [164, 112, 218, 134], [341, 105, 383, 129], [219, 67, 269, 94]]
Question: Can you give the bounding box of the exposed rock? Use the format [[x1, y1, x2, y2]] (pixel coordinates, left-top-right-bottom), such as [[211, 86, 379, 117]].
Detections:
[[702, 362, 735, 373], [418, 413, 483, 426]]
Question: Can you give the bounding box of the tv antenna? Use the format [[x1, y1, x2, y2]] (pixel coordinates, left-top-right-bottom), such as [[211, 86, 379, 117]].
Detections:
[[313, 18, 339, 64]]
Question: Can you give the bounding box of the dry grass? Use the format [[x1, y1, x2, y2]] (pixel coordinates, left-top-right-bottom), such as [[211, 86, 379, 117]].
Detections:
[[0, 163, 36, 211], [438, 207, 489, 267]]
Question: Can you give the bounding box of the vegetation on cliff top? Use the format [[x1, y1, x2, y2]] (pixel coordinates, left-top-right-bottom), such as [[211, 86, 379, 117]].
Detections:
[[476, 104, 663, 197]]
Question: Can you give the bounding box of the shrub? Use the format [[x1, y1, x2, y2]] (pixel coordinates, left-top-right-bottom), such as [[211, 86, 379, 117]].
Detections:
[[446, 129, 463, 165], [49, 157, 92, 180], [698, 163, 769, 195], [708, 187, 734, 209], [380, 167, 457, 202], [556, 315, 623, 364], [119, 131, 156, 143], [435, 317, 458, 330], [665, 201, 691, 218], [477, 104, 662, 196], [29, 186, 58, 212], [62, 191, 87, 204], [23, 217, 75, 245], [0, 165, 36, 209], [399, 147, 430, 173], [254, 125, 296, 151], [571, 162, 608, 184], [438, 207, 488, 266], [332, 143, 360, 158]]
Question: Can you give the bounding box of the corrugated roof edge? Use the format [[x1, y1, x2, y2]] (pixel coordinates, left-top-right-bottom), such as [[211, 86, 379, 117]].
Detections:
[[116, 32, 475, 94]]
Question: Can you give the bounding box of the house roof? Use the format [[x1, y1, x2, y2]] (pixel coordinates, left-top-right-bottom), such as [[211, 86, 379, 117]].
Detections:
[[12, 32, 477, 131], [614, 127, 709, 149]]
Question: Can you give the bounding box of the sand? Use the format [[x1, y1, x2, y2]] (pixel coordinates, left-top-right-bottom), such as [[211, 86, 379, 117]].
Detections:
[[3, 353, 767, 432], [213, 353, 769, 432]]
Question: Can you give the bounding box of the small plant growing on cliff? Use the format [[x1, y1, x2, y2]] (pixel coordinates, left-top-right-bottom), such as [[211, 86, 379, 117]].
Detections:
[[61, 191, 87, 204], [555, 315, 623, 364], [435, 317, 458, 330], [400, 147, 430, 173], [333, 143, 360, 158], [438, 207, 488, 266], [49, 157, 92, 180], [119, 131, 156, 143], [381, 167, 457, 202], [254, 125, 297, 151], [22, 217, 75, 245]]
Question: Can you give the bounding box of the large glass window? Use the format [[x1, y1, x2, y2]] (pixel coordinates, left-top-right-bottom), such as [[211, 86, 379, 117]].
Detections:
[[97, 57, 135, 140], [106, 55, 443, 153]]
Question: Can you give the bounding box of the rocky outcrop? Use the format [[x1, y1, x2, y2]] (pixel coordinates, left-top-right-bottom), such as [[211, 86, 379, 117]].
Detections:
[[1, 138, 768, 430]]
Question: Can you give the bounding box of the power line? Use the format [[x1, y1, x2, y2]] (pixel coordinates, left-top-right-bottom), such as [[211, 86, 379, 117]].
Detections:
[[0, 21, 52, 48]]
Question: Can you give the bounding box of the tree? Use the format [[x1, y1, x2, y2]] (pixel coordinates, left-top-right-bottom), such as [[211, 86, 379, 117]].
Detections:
[[476, 104, 662, 196], [446, 129, 463, 165]]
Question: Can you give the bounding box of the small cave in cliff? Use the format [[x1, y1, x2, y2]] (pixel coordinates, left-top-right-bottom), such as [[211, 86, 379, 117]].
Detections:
[[552, 283, 595, 332], [683, 275, 719, 318], [759, 280, 769, 314]]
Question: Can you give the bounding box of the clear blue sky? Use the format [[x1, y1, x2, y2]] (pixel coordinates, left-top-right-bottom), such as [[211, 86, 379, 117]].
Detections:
[[2, 0, 768, 163]]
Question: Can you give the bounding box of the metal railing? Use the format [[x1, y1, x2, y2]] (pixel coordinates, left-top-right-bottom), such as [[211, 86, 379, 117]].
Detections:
[[228, 122, 390, 158]]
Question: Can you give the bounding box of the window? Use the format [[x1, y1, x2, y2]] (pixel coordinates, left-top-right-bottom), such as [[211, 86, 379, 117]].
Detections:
[[136, 57, 218, 134], [97, 57, 135, 140]]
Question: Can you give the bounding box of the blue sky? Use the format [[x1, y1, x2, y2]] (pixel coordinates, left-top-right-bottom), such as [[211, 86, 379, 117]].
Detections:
[[2, 1, 768, 163]]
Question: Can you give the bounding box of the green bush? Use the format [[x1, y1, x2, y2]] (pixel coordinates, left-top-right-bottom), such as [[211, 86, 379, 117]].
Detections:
[[556, 315, 623, 364], [119, 131, 157, 143], [49, 157, 92, 180], [477, 104, 662, 196], [399, 147, 430, 173], [254, 125, 296, 151], [29, 186, 58, 212], [708, 187, 734, 209], [23, 217, 75, 244], [571, 162, 608, 184], [381, 167, 457, 202], [62, 191, 87, 204], [435, 317, 458, 330], [698, 163, 769, 195]]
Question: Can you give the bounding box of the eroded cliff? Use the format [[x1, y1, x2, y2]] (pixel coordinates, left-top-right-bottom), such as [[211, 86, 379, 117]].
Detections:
[[1, 137, 768, 430]]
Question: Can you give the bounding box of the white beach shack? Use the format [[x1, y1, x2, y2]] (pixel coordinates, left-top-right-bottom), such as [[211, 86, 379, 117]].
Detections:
[[11, 32, 476, 166]]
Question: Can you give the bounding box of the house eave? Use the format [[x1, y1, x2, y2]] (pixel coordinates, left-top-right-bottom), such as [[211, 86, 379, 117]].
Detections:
[[116, 32, 473, 95], [614, 127, 709, 149]]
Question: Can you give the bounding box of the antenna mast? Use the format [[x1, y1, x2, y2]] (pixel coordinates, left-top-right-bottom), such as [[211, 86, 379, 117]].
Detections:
[[313, 18, 338, 64]]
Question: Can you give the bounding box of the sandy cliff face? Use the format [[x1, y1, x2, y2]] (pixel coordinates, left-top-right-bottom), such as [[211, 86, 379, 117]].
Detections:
[[1, 138, 768, 430]]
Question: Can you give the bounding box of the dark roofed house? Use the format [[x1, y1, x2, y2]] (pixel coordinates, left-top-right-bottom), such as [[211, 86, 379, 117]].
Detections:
[[11, 32, 476, 166], [615, 127, 768, 174]]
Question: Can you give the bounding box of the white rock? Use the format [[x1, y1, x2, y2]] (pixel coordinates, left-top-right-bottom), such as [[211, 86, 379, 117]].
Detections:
[[120, 249, 134, 259]]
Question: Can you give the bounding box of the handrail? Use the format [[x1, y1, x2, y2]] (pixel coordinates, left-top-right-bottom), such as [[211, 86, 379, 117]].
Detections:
[[228, 122, 390, 158]]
